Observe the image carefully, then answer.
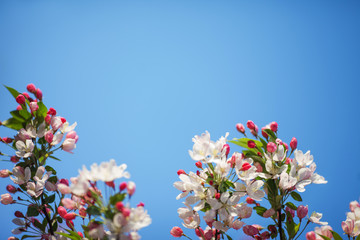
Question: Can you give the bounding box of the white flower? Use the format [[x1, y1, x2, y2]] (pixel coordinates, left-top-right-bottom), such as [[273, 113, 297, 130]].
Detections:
[[279, 172, 297, 190], [293, 150, 314, 169], [60, 121, 77, 133], [79, 159, 130, 182], [128, 206, 152, 231], [15, 140, 34, 158], [10, 166, 31, 185], [178, 204, 201, 229], [309, 212, 328, 225], [70, 175, 90, 196], [246, 180, 265, 201]]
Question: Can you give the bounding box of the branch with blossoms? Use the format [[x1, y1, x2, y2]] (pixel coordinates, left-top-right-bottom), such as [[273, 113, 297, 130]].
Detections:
[[0, 84, 151, 240], [171, 120, 329, 240]]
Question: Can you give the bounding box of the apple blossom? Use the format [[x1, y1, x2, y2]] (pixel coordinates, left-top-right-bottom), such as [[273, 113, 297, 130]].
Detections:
[[170, 227, 183, 237], [297, 205, 308, 219], [1, 193, 14, 205], [290, 137, 297, 150], [62, 138, 76, 153], [35, 88, 42, 100], [0, 169, 10, 178], [16, 94, 26, 105], [29, 101, 38, 113], [236, 123, 245, 134], [15, 140, 34, 158]]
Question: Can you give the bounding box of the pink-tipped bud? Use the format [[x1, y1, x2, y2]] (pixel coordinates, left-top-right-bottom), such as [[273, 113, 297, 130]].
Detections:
[[297, 205, 308, 219], [16, 105, 22, 111], [6, 185, 17, 194], [27, 83, 36, 93], [137, 202, 145, 207], [78, 232, 83, 238], [261, 127, 268, 138], [267, 142, 277, 153], [247, 120, 255, 130], [22, 92, 30, 99], [10, 156, 20, 163], [127, 181, 136, 196], [116, 202, 124, 212], [215, 193, 220, 199], [35, 88, 42, 100], [177, 169, 186, 175], [1, 193, 14, 205], [236, 123, 245, 134], [342, 219, 354, 235], [195, 161, 202, 168], [2, 137, 13, 144], [283, 142, 289, 150], [222, 144, 230, 157], [16, 95, 26, 105], [60, 117, 66, 123], [122, 207, 131, 217], [306, 231, 316, 240], [29, 102, 38, 113], [241, 162, 252, 171], [268, 225, 277, 234], [47, 107, 57, 116], [170, 227, 183, 238], [247, 140, 256, 148], [270, 122, 278, 132], [350, 201, 360, 212], [246, 197, 255, 204], [14, 211, 24, 218], [0, 169, 10, 178], [285, 158, 292, 164], [66, 220, 74, 229], [44, 130, 54, 144], [63, 212, 76, 221], [105, 181, 115, 189], [119, 182, 127, 191], [79, 207, 87, 218], [290, 137, 297, 150], [285, 206, 295, 218], [209, 180, 214, 186], [59, 179, 69, 186], [195, 228, 205, 237], [45, 115, 52, 125], [57, 206, 67, 218]]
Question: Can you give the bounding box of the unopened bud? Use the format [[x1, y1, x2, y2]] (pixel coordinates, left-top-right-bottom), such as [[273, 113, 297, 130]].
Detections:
[[236, 123, 245, 134], [195, 161, 202, 168], [35, 88, 43, 100], [246, 120, 255, 130], [247, 140, 256, 148], [267, 142, 277, 153], [177, 169, 186, 176], [170, 227, 183, 238], [270, 122, 278, 132], [16, 94, 26, 105], [27, 83, 36, 93], [6, 185, 17, 194], [119, 182, 127, 191], [290, 137, 297, 150]]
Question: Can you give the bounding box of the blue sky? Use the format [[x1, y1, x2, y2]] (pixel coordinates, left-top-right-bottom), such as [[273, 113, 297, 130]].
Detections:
[[1, 1, 360, 239]]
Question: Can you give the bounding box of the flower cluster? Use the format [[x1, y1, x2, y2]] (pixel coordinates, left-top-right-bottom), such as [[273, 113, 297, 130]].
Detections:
[[172, 121, 328, 240]]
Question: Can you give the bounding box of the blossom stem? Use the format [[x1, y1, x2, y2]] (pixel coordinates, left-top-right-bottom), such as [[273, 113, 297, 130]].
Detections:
[[278, 209, 285, 240], [41, 194, 54, 235], [294, 220, 310, 240]]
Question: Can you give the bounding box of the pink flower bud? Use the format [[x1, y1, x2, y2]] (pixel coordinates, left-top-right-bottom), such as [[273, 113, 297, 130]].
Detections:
[[45, 115, 52, 125], [62, 138, 76, 153], [241, 162, 252, 171], [66, 220, 74, 229], [270, 122, 278, 132], [60, 117, 66, 123], [2, 137, 13, 144], [127, 181, 136, 196], [44, 130, 54, 144], [29, 101, 38, 113], [170, 227, 183, 237], [297, 205, 308, 219], [16, 94, 26, 105], [64, 212, 76, 221], [243, 225, 259, 236], [16, 105, 22, 111], [66, 131, 79, 143], [263, 208, 275, 218], [78, 232, 83, 238], [177, 169, 186, 175], [195, 228, 205, 237], [0, 169, 10, 178], [47, 107, 57, 116], [8, 237, 19, 240], [247, 140, 256, 148], [195, 161, 202, 168], [267, 142, 277, 153], [22, 92, 30, 99], [106, 181, 115, 189], [247, 120, 255, 130], [35, 88, 42, 100], [290, 137, 297, 150], [137, 202, 145, 207], [246, 197, 255, 204], [119, 182, 127, 191], [1, 193, 14, 205], [283, 142, 289, 150], [10, 156, 20, 163], [59, 179, 69, 186], [27, 83, 36, 93], [285, 158, 292, 164], [215, 193, 220, 199], [236, 123, 245, 133], [79, 207, 87, 218], [268, 225, 276, 233], [349, 201, 360, 212], [122, 207, 131, 217], [116, 202, 124, 211], [261, 127, 268, 138], [222, 144, 230, 157], [14, 211, 24, 218], [61, 198, 76, 210], [342, 219, 354, 235], [6, 185, 17, 194], [285, 206, 295, 218], [57, 206, 67, 218], [276, 138, 283, 145]]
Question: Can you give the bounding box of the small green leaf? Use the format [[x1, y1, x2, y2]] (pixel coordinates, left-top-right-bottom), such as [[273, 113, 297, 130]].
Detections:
[[318, 234, 332, 240], [356, 234, 360, 240], [19, 109, 31, 119], [285, 202, 298, 210], [109, 193, 126, 205], [27, 205, 39, 217], [36, 102, 48, 118], [253, 206, 267, 216], [86, 205, 101, 216], [49, 155, 61, 161], [225, 234, 233, 240], [55, 232, 80, 240], [330, 230, 343, 240], [21, 235, 38, 240], [4, 85, 20, 99], [33, 218, 45, 231], [10, 110, 26, 122], [45, 165, 57, 175], [2, 117, 24, 130], [263, 129, 277, 140], [290, 192, 303, 202], [44, 194, 56, 204]]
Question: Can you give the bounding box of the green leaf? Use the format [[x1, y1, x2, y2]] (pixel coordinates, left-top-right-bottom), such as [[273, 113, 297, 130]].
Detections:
[[253, 206, 267, 216], [10, 110, 26, 122], [356, 234, 360, 240], [263, 129, 277, 141], [52, 220, 58, 232], [33, 218, 45, 231], [229, 138, 263, 150], [27, 205, 39, 217], [19, 109, 31, 119], [36, 102, 48, 118], [109, 193, 126, 205], [86, 205, 101, 216], [44, 194, 56, 204], [45, 165, 57, 175], [285, 202, 298, 210], [4, 85, 20, 99], [2, 117, 24, 130], [318, 234, 332, 240], [49, 155, 61, 161], [21, 235, 38, 240], [330, 230, 343, 240], [225, 234, 233, 240], [290, 192, 303, 202], [55, 232, 80, 240]]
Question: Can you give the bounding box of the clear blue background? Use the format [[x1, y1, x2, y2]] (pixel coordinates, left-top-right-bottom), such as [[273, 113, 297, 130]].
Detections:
[[1, 1, 360, 239]]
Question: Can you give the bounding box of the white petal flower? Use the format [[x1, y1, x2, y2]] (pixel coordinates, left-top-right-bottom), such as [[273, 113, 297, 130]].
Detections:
[[309, 212, 328, 225]]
